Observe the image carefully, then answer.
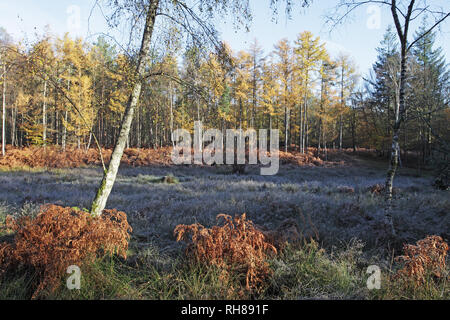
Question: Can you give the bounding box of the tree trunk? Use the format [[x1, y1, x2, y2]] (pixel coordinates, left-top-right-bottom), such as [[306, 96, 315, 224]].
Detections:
[[301, 77, 308, 154], [385, 53, 406, 201], [62, 68, 71, 151], [11, 106, 17, 147], [62, 111, 68, 150], [2, 64, 5, 156], [352, 109, 356, 153], [299, 100, 303, 152], [90, 0, 160, 216], [284, 105, 288, 152], [383, 44, 407, 237], [339, 66, 344, 150], [169, 82, 174, 148], [43, 80, 47, 147], [305, 110, 309, 151]]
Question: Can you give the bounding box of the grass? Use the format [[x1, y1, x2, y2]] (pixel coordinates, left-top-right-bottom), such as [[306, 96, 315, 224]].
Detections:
[[0, 241, 365, 300], [0, 155, 448, 300], [370, 267, 449, 300], [265, 240, 367, 299], [137, 174, 180, 185], [0, 238, 447, 300]]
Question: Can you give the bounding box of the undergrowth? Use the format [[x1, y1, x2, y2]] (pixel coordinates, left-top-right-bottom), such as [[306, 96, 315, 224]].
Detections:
[[265, 240, 366, 299], [0, 204, 447, 300], [0, 146, 357, 170], [371, 235, 449, 300], [0, 205, 132, 299], [174, 213, 277, 294]]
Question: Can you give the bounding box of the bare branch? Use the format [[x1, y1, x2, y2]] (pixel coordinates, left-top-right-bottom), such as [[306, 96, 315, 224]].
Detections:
[[408, 11, 450, 51]]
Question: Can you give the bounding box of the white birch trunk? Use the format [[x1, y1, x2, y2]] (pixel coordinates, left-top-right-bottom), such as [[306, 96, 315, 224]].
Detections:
[[91, 0, 160, 216]]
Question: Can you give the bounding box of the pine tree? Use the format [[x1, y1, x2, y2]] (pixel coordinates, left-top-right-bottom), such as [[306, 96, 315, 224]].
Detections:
[[293, 31, 326, 153]]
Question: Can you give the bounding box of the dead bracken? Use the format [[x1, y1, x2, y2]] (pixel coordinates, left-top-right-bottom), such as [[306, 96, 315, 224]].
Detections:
[[0, 205, 132, 299], [395, 235, 449, 286], [174, 213, 277, 292]]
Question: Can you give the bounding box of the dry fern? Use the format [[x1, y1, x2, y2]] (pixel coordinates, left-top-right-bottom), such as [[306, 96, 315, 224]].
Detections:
[[395, 235, 449, 286], [0, 146, 174, 169], [0, 205, 132, 299], [174, 213, 277, 292], [0, 146, 346, 169]]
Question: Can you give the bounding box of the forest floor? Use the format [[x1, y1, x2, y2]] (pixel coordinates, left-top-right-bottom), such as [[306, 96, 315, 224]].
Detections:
[[0, 148, 448, 299]]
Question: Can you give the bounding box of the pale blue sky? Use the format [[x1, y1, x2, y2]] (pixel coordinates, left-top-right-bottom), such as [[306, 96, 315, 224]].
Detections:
[[1, 0, 449, 76]]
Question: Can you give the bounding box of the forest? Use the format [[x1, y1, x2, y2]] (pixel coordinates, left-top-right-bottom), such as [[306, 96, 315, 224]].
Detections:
[[0, 24, 448, 168], [0, 0, 449, 301]]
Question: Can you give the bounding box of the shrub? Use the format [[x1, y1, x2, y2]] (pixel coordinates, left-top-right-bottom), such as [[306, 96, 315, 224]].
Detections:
[[367, 183, 399, 195], [336, 186, 355, 194], [395, 235, 448, 286], [371, 235, 449, 300], [368, 184, 384, 194], [161, 175, 179, 184], [433, 162, 449, 190], [174, 213, 277, 293], [0, 205, 132, 299], [0, 146, 174, 169]]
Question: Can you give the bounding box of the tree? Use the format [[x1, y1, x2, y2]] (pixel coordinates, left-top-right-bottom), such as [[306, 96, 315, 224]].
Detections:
[[409, 18, 449, 166], [56, 37, 96, 149], [33, 37, 55, 147], [90, 0, 160, 216], [90, 0, 313, 216], [293, 31, 326, 153], [328, 0, 450, 234], [234, 50, 252, 129], [316, 53, 337, 155], [274, 39, 293, 152], [335, 53, 357, 149], [261, 55, 280, 132], [248, 39, 264, 129], [366, 26, 401, 155], [0, 27, 12, 156]]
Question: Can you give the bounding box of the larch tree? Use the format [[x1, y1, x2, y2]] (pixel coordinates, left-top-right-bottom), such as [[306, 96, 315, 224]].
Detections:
[[317, 53, 337, 156], [335, 53, 358, 150], [261, 55, 280, 132], [274, 39, 293, 152], [34, 38, 54, 147], [1, 50, 6, 156], [0, 27, 12, 156], [234, 50, 252, 130], [248, 39, 264, 129], [293, 31, 326, 153]]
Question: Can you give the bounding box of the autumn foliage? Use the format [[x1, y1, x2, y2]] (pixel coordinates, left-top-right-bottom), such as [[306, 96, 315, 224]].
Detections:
[[395, 235, 449, 286], [0, 146, 173, 168], [174, 214, 277, 292], [0, 205, 132, 298], [0, 145, 359, 169]]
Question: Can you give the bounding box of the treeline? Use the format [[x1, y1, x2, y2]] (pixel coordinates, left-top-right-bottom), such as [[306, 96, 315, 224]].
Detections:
[[0, 20, 448, 168]]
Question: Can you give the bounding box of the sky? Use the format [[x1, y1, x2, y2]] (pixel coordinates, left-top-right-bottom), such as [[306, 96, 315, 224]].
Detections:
[[0, 0, 449, 77]]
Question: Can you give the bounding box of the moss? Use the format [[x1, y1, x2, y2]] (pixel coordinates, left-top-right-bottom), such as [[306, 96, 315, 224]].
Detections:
[[90, 175, 108, 216]]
